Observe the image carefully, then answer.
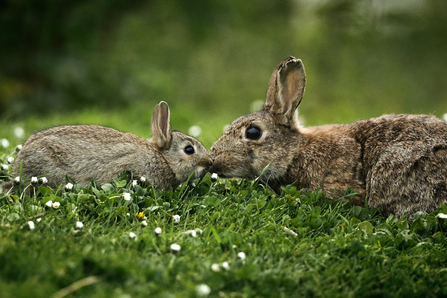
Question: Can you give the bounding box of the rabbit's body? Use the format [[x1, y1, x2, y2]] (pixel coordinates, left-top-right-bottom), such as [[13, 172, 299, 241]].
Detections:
[[211, 57, 447, 218], [9, 101, 211, 190]]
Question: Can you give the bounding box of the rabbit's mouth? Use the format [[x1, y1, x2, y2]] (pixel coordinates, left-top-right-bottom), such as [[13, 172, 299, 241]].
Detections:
[[210, 159, 255, 179]]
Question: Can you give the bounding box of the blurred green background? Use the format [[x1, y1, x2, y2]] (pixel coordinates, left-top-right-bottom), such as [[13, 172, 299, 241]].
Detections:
[[1, 0, 446, 148]]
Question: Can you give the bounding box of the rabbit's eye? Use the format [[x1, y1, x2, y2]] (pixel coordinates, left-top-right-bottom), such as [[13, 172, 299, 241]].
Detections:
[[184, 145, 195, 155], [245, 126, 262, 140]]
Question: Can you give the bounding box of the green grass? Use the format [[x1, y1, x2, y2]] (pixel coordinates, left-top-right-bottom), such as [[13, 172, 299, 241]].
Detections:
[[2, 143, 447, 298]]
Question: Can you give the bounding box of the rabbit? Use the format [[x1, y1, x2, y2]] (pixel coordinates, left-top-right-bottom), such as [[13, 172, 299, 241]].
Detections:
[[210, 56, 447, 219], [7, 101, 212, 191]]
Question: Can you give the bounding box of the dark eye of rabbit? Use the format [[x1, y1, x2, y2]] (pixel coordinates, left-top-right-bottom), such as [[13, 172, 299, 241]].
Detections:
[[245, 126, 262, 140], [184, 145, 195, 155]]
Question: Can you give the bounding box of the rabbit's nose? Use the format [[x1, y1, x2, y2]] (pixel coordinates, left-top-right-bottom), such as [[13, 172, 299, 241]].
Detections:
[[201, 156, 213, 172]]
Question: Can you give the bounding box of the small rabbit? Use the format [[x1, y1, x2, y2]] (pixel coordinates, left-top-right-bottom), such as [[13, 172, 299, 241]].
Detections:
[[211, 56, 447, 218], [9, 101, 212, 190]]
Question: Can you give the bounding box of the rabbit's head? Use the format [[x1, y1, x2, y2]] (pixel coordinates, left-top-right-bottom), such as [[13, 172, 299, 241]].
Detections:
[[150, 101, 212, 184], [211, 57, 306, 183]]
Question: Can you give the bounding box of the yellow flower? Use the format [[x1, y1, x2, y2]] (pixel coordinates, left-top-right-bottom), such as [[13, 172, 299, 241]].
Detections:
[[136, 212, 145, 220]]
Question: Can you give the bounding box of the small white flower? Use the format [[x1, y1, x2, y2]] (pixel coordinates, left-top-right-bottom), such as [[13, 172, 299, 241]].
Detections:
[[15, 144, 22, 152], [14, 127, 24, 138], [1, 164, 8, 170], [443, 113, 447, 122], [437, 213, 447, 219], [184, 230, 197, 237], [7, 157, 14, 164], [172, 214, 181, 224], [211, 173, 218, 181], [154, 227, 162, 235], [196, 284, 211, 296], [170, 243, 181, 252], [31, 177, 38, 184], [221, 261, 230, 270], [283, 226, 298, 237], [1, 138, 9, 148], [45, 200, 53, 208], [76, 221, 84, 228], [36, 218, 42, 222], [132, 180, 138, 186], [237, 252, 246, 260], [65, 183, 74, 190], [52, 202, 60, 209], [122, 193, 131, 201], [140, 176, 146, 182], [40, 177, 48, 184], [129, 232, 137, 239], [141, 220, 148, 226], [14, 176, 20, 183], [27, 221, 35, 230], [211, 263, 220, 272], [188, 125, 202, 137]]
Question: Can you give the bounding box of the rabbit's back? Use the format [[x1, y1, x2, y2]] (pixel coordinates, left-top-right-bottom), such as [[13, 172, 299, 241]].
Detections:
[[350, 114, 447, 217], [14, 125, 176, 188]]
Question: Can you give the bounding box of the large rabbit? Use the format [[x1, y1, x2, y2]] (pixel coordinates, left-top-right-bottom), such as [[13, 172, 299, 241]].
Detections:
[[7, 101, 212, 190], [211, 56, 447, 218]]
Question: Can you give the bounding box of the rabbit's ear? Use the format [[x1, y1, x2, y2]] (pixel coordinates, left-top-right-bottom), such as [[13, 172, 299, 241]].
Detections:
[[151, 101, 172, 149], [263, 57, 306, 127]]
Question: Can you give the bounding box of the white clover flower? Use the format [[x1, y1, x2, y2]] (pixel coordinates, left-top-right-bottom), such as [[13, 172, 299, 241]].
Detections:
[[172, 214, 181, 224], [184, 230, 197, 237], [65, 183, 74, 190], [7, 157, 14, 164], [15, 144, 22, 152], [31, 177, 38, 184], [52, 202, 60, 209], [122, 193, 131, 201], [237, 252, 246, 261], [36, 218, 42, 222], [211, 263, 220, 272], [1, 138, 9, 148], [129, 232, 137, 239], [170, 243, 181, 252], [40, 177, 48, 184], [76, 221, 84, 228], [211, 173, 218, 181], [196, 284, 211, 296], [132, 180, 138, 186], [437, 213, 447, 219], [141, 220, 148, 227], [45, 200, 53, 208], [27, 221, 35, 230], [443, 113, 447, 122], [222, 262, 230, 270], [1, 164, 8, 171], [188, 125, 202, 137], [140, 176, 146, 182], [154, 227, 162, 235], [14, 176, 20, 184], [14, 127, 25, 138]]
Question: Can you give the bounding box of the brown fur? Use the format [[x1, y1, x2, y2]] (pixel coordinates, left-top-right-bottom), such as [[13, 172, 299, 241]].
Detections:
[[9, 101, 212, 190], [211, 57, 447, 218]]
